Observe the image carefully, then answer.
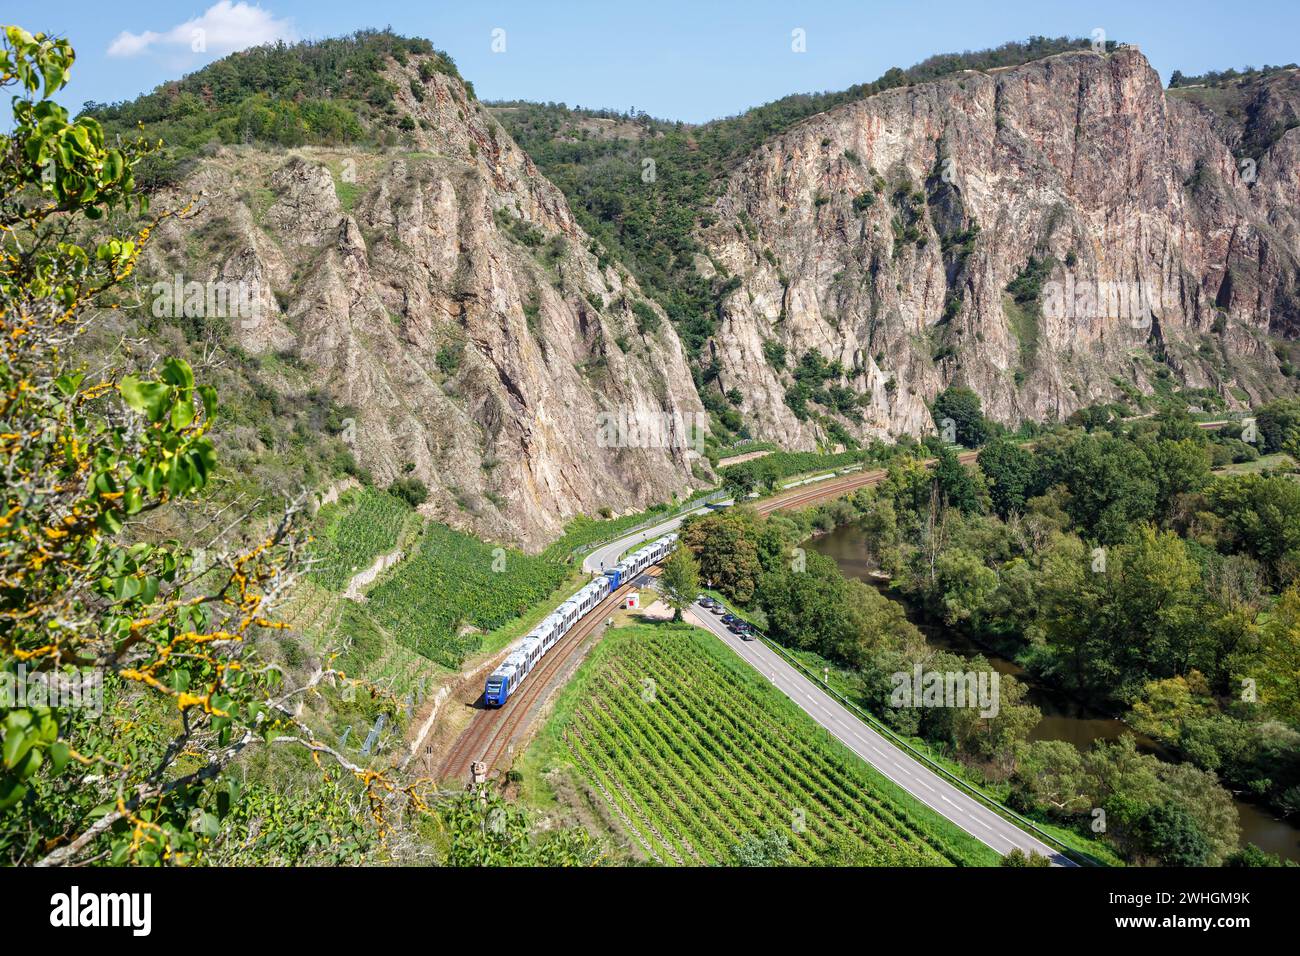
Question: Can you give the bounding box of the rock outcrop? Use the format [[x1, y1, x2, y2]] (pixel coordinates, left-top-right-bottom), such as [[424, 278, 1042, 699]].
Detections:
[[137, 45, 1300, 543], [700, 48, 1300, 446], [143, 57, 708, 550]]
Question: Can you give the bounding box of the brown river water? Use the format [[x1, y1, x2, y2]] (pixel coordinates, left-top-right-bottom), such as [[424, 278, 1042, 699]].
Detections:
[[808, 523, 1300, 863]]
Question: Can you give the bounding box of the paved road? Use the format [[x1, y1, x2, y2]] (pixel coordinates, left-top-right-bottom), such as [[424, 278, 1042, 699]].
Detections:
[[576, 464, 1071, 863], [686, 602, 1072, 866], [581, 508, 711, 574]]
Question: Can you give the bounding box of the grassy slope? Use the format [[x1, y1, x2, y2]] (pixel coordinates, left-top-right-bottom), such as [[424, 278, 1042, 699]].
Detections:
[[309, 486, 421, 590], [520, 621, 999, 866]]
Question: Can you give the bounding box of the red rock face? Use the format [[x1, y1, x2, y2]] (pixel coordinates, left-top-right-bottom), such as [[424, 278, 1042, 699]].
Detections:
[[701, 49, 1300, 446]]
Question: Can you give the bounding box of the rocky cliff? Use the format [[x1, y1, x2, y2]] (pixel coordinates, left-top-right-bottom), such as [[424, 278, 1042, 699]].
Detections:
[[131, 43, 1300, 542], [699, 48, 1300, 447], [141, 55, 708, 549]]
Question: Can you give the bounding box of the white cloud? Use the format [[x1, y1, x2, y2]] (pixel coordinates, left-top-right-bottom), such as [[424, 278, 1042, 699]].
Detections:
[[108, 2, 297, 58]]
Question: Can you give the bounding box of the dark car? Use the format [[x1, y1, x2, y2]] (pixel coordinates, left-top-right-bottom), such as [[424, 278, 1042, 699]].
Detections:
[[726, 621, 742, 633], [721, 613, 737, 625]]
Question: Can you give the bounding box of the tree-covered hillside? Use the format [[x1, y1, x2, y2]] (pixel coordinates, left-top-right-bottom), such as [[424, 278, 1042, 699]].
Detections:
[[83, 29, 461, 185]]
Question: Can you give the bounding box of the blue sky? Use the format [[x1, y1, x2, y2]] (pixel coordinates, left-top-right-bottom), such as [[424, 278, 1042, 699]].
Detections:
[[8, 0, 1300, 123]]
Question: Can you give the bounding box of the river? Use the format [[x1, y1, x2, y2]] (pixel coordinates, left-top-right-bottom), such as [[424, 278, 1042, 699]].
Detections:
[[809, 522, 1300, 863]]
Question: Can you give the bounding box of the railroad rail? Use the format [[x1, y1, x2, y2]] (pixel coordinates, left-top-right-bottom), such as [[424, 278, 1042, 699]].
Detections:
[[437, 574, 652, 782], [438, 447, 979, 782], [754, 449, 979, 514]]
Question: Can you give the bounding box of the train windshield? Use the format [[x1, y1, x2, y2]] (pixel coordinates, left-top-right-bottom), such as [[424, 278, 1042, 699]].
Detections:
[[486, 680, 502, 691]]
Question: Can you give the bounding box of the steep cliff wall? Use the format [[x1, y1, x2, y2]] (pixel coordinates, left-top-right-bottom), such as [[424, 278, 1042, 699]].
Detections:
[[701, 48, 1300, 447], [141, 56, 708, 550]]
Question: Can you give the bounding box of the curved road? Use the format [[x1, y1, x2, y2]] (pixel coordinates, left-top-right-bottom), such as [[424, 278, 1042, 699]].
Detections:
[[554, 452, 1069, 863], [581, 508, 712, 573], [687, 602, 1072, 865]]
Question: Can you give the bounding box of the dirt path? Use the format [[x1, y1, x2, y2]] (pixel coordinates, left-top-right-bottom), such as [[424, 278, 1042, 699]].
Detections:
[[716, 448, 774, 468]]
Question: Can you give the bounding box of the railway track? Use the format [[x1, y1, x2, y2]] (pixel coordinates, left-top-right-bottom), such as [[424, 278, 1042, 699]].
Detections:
[[754, 449, 979, 514], [436, 576, 646, 782], [437, 447, 979, 782]]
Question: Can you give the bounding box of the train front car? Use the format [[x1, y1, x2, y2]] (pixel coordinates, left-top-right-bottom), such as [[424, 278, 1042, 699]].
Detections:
[[486, 535, 677, 707], [484, 661, 515, 706]]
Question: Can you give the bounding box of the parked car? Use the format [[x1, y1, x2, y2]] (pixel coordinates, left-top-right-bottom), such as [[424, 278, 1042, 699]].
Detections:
[[698, 596, 714, 609], [710, 603, 725, 615], [721, 613, 737, 625]]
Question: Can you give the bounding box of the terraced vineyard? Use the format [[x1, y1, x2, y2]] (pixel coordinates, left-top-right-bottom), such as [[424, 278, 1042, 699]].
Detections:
[[367, 523, 569, 667], [279, 579, 431, 700], [310, 487, 417, 591], [539, 623, 993, 866]]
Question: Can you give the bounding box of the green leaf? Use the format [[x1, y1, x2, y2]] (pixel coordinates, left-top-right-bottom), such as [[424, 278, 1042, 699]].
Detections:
[[198, 384, 218, 420], [0, 779, 28, 813], [48, 742, 71, 774], [54, 371, 84, 396], [161, 357, 194, 390], [170, 396, 195, 430], [2, 725, 31, 769], [42, 60, 65, 98], [102, 148, 123, 183], [15, 747, 43, 781], [119, 375, 171, 421]]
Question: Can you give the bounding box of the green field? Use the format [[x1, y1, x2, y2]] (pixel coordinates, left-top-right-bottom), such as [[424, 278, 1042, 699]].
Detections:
[[309, 487, 417, 591], [524, 622, 997, 866], [722, 448, 873, 487], [539, 492, 716, 562], [366, 522, 569, 667], [1213, 452, 1295, 475]]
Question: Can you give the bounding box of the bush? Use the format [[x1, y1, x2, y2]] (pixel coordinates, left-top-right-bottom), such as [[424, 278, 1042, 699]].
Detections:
[[389, 477, 429, 506], [631, 299, 662, 334], [436, 344, 462, 374]]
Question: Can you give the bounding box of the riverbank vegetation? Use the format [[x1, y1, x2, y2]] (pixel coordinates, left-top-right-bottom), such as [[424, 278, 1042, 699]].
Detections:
[[681, 398, 1300, 866]]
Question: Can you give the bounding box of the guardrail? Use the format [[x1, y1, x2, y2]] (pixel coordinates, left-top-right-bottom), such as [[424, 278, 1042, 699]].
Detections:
[[752, 631, 1106, 867]]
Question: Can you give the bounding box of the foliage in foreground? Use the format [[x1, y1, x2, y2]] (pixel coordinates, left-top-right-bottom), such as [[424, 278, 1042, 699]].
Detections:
[[0, 25, 438, 866]]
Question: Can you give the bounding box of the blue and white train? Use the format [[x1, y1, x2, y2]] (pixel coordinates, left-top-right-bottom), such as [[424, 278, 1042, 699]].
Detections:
[[483, 532, 678, 706]]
